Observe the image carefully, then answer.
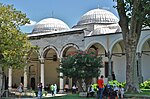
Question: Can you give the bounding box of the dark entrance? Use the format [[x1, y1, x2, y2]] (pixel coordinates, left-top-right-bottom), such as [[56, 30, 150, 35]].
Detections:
[[31, 77, 35, 90], [21, 76, 24, 84], [105, 62, 113, 78]]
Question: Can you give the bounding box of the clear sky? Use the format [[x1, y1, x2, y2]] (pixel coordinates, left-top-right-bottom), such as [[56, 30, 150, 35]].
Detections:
[[1, 0, 118, 33]]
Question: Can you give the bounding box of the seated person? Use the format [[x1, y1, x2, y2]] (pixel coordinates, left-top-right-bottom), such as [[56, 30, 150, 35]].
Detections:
[[72, 84, 77, 94], [118, 85, 124, 98], [87, 84, 95, 97]]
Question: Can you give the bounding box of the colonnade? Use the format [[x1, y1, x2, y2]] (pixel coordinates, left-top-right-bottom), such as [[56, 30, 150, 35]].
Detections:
[[7, 52, 143, 92], [7, 57, 64, 92]]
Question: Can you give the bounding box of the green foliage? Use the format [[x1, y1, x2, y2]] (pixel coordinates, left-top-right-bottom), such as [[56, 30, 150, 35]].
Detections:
[[58, 50, 103, 80], [115, 0, 150, 27], [140, 79, 150, 89], [108, 79, 150, 90], [93, 83, 98, 91], [108, 80, 126, 88], [58, 50, 103, 91], [0, 3, 32, 68]]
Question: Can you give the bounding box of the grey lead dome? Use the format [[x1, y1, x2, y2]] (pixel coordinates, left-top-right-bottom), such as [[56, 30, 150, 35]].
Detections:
[[32, 18, 70, 33], [77, 8, 119, 25]]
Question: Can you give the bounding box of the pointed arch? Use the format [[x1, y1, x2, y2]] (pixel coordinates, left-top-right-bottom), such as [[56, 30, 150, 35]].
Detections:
[[42, 45, 59, 58], [137, 34, 150, 52], [84, 41, 106, 52], [60, 43, 79, 58], [109, 37, 123, 54]]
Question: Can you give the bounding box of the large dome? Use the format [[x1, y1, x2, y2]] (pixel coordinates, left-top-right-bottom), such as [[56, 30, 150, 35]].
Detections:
[[32, 18, 70, 33], [77, 8, 119, 25]]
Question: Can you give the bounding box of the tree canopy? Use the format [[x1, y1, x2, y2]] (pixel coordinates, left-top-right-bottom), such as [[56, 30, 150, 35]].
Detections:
[[0, 3, 32, 68], [58, 50, 103, 91]]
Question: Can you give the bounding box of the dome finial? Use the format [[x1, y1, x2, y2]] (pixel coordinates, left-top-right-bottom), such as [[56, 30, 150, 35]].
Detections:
[[51, 11, 54, 17], [98, 5, 100, 9]]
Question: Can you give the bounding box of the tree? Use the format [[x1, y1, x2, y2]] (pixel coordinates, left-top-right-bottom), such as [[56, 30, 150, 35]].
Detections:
[[0, 3, 33, 93], [0, 3, 31, 68], [115, 0, 150, 92], [58, 50, 103, 91]]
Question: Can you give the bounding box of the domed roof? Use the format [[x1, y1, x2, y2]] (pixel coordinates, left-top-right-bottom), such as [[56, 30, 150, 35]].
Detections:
[[92, 27, 117, 35], [32, 18, 70, 33], [77, 8, 119, 25], [86, 23, 122, 36]]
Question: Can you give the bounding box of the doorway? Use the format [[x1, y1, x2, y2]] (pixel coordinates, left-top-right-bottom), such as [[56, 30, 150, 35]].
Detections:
[[105, 62, 113, 78], [31, 77, 35, 90]]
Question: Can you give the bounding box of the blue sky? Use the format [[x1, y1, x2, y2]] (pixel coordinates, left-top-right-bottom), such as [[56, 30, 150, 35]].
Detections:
[[1, 0, 118, 33]]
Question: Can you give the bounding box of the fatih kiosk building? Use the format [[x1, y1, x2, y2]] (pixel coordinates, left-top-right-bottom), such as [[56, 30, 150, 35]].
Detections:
[[5, 8, 150, 91]]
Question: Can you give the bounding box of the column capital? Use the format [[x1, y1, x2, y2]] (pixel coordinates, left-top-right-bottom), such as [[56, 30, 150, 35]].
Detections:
[[137, 52, 142, 58], [39, 58, 44, 64], [106, 51, 112, 59]]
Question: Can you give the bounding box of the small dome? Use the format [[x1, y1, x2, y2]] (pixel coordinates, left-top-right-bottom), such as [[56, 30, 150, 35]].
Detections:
[[89, 23, 121, 36], [92, 27, 116, 35], [77, 8, 119, 25], [32, 18, 70, 33]]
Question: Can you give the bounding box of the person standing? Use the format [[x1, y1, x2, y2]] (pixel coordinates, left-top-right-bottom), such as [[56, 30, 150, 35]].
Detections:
[[97, 75, 104, 99], [17, 83, 23, 99], [112, 72, 116, 80], [38, 83, 43, 99], [50, 84, 54, 96], [54, 84, 57, 95]]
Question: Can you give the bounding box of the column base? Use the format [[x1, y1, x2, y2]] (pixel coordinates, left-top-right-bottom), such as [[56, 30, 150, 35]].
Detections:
[[23, 87, 28, 96], [8, 87, 12, 92], [24, 87, 27, 91], [58, 89, 64, 94]]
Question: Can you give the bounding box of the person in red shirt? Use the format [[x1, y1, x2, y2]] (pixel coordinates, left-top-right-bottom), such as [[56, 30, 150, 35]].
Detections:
[[97, 75, 104, 99]]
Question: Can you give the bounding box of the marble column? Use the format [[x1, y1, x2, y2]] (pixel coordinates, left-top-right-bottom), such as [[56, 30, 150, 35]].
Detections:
[[107, 51, 112, 81], [137, 52, 143, 83], [92, 78, 97, 84], [8, 66, 12, 91], [40, 58, 45, 88], [59, 72, 64, 93], [24, 65, 28, 91], [59, 59, 64, 93]]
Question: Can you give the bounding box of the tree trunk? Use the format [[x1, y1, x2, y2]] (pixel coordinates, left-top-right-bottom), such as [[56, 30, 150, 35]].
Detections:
[[77, 79, 84, 92], [116, 0, 144, 93], [125, 40, 140, 93], [77, 78, 92, 92]]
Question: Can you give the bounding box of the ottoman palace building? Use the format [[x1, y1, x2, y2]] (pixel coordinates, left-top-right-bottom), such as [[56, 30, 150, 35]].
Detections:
[[4, 8, 150, 91]]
